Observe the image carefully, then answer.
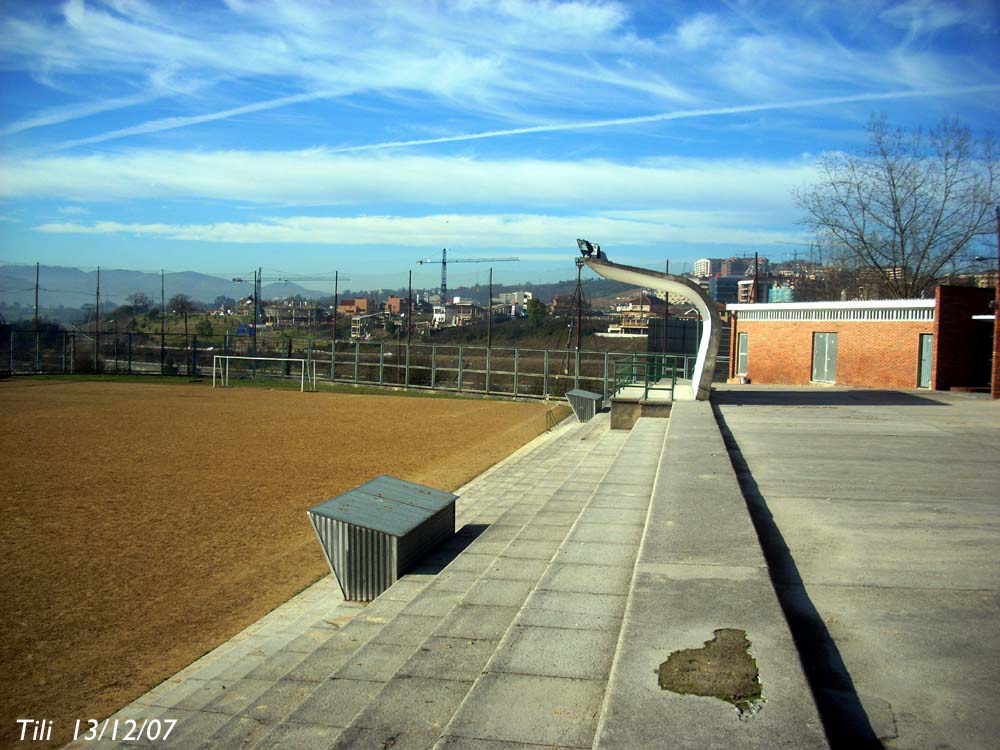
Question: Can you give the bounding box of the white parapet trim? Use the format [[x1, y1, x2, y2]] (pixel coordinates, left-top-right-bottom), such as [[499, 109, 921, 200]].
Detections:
[[728, 298, 935, 322]]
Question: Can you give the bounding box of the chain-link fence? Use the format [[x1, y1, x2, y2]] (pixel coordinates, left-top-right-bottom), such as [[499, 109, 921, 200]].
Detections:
[[3, 328, 730, 399]]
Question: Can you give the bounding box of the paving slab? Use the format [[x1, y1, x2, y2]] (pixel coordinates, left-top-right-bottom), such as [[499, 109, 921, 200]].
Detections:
[[445, 672, 604, 748]]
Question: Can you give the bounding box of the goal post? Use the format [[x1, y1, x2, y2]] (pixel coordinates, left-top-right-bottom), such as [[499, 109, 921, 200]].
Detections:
[[212, 355, 317, 392]]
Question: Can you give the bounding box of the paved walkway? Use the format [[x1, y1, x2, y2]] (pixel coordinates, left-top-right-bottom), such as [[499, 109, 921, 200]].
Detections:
[[714, 385, 1000, 749], [64, 385, 999, 750]]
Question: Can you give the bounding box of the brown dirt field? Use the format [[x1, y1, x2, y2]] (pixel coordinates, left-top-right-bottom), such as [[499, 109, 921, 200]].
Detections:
[[0, 379, 567, 749]]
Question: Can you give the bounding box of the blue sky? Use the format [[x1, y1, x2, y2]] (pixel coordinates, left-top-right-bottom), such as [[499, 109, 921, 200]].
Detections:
[[1, 0, 998, 294]]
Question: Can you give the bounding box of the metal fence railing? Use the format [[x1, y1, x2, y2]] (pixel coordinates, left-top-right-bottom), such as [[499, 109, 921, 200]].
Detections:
[[612, 353, 686, 399], [2, 329, 730, 400]]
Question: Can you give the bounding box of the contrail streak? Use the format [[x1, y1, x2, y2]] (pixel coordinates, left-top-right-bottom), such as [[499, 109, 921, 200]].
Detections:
[[327, 84, 1000, 153]]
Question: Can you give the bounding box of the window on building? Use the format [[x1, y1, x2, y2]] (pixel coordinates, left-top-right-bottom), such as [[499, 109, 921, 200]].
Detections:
[[736, 332, 748, 376]]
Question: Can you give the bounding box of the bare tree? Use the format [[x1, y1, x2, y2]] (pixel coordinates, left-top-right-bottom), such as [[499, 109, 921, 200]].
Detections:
[[796, 117, 996, 298], [126, 292, 153, 312]]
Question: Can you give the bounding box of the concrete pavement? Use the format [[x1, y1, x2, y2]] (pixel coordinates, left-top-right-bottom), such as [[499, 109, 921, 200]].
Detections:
[[714, 385, 1000, 750]]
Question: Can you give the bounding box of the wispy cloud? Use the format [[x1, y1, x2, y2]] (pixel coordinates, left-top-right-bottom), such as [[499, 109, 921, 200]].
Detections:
[[1, 149, 817, 212], [36, 211, 805, 249], [4, 1, 996, 151]]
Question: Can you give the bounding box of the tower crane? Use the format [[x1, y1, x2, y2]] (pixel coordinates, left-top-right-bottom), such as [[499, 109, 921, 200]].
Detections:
[[416, 249, 518, 302]]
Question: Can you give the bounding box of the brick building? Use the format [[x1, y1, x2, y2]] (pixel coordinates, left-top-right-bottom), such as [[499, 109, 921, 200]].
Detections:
[[726, 286, 994, 390]]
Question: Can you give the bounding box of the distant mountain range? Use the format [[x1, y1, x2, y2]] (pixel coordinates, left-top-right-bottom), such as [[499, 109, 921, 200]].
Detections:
[[0, 264, 640, 315], [0, 265, 327, 309]]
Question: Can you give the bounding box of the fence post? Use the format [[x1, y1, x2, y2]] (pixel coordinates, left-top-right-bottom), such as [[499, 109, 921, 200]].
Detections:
[[603, 352, 609, 399], [193, 336, 199, 375], [307, 337, 313, 384], [543, 348, 549, 400], [513, 349, 519, 397], [10, 331, 14, 374], [485, 347, 491, 394], [330, 339, 335, 381], [354, 341, 360, 382], [94, 328, 100, 374], [403, 344, 410, 388], [127, 333, 132, 374], [458, 345, 464, 391], [379, 342, 385, 384], [70, 333, 75, 374], [35, 327, 40, 373], [574, 350, 580, 390], [62, 332, 67, 373], [431, 344, 437, 388]]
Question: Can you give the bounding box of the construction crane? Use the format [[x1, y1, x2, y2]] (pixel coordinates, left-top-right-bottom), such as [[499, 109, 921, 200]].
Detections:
[[416, 249, 518, 303]]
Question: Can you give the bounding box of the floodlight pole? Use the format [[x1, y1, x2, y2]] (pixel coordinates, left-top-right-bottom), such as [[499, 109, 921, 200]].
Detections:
[[574, 258, 584, 351], [407, 270, 412, 346], [487, 268, 493, 350]]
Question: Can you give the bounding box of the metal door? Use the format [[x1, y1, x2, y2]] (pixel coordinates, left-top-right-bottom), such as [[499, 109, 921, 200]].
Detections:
[[736, 332, 748, 376], [811, 332, 838, 383], [918, 333, 933, 388]]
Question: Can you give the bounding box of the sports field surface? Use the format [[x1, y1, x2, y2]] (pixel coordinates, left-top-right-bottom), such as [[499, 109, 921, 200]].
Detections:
[[0, 379, 565, 748]]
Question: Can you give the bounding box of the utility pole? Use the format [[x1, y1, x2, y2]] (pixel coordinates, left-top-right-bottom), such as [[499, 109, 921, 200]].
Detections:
[[662, 259, 669, 355], [95, 266, 101, 373], [160, 269, 165, 372], [252, 267, 259, 378], [752, 252, 760, 303], [333, 271, 340, 339], [34, 262, 39, 372]]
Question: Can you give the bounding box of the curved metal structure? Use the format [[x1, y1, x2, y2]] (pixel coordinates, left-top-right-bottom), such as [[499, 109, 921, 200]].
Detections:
[[577, 242, 720, 400]]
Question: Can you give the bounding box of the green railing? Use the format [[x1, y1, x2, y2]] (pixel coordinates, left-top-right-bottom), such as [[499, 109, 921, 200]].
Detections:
[[613, 353, 685, 399]]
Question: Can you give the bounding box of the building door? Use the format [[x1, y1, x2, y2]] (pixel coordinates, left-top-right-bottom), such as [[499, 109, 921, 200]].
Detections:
[[811, 332, 838, 383], [918, 333, 933, 388], [736, 332, 748, 376]]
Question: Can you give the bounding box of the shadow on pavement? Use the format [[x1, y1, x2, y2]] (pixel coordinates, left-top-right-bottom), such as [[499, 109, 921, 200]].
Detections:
[[712, 403, 885, 749], [712, 388, 947, 407], [407, 523, 488, 575]]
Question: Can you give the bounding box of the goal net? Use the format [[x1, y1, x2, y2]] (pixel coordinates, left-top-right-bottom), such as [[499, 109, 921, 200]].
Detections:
[[212, 355, 317, 392]]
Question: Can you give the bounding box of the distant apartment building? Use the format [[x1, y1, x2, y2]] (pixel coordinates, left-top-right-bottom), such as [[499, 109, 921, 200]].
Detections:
[[498, 290, 533, 316], [432, 300, 485, 327], [768, 284, 795, 303], [385, 295, 409, 316], [736, 279, 773, 304], [698, 275, 742, 305], [694, 258, 723, 277], [337, 298, 373, 315]]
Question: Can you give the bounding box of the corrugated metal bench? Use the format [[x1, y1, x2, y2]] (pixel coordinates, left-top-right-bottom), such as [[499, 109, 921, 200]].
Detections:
[[566, 388, 603, 422], [307, 475, 457, 601]]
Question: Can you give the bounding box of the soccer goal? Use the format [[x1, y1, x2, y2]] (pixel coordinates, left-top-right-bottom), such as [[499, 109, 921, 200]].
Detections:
[[212, 355, 318, 392]]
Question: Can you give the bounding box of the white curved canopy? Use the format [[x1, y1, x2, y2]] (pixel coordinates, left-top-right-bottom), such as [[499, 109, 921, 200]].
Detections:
[[581, 252, 720, 400]]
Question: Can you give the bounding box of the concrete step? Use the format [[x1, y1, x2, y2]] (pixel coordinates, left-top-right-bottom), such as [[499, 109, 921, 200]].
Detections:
[[591, 401, 827, 749], [426, 418, 668, 750], [173, 414, 624, 749]]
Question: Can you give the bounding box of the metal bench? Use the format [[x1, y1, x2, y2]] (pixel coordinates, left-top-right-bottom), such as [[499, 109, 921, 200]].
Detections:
[[307, 475, 457, 601]]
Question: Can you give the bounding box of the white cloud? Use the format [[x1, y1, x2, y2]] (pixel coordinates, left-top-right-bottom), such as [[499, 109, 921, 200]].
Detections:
[[675, 13, 721, 50], [56, 205, 89, 215], [35, 210, 805, 249], [2, 149, 818, 213]]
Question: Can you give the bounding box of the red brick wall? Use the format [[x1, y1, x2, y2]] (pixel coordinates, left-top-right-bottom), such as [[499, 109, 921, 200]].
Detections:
[[933, 285, 995, 390], [731, 319, 933, 388]]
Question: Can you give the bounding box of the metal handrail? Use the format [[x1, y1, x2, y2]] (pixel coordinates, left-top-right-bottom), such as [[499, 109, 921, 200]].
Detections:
[[613, 353, 683, 399]]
